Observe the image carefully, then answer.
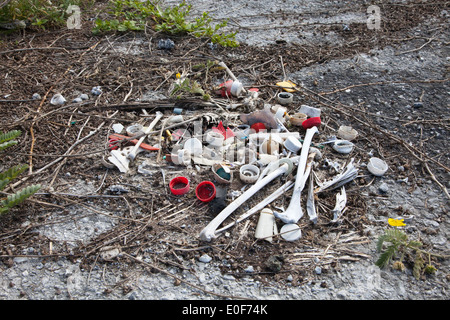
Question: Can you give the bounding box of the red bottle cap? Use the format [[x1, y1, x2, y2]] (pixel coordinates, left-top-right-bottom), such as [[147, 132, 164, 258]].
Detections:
[[169, 176, 190, 195], [302, 117, 321, 130], [250, 122, 266, 133], [195, 181, 216, 202]]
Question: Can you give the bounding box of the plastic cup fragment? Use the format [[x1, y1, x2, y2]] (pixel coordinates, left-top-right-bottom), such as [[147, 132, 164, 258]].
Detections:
[[289, 113, 307, 126]]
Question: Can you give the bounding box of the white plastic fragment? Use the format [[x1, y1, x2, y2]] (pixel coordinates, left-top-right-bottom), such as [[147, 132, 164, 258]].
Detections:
[[99, 246, 121, 261], [299, 105, 321, 118], [50, 93, 66, 105], [91, 86, 102, 96], [112, 123, 124, 134]]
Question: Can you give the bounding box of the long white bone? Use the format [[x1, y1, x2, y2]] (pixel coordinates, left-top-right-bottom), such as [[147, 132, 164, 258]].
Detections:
[[127, 111, 163, 161], [274, 126, 318, 224], [199, 158, 293, 242]]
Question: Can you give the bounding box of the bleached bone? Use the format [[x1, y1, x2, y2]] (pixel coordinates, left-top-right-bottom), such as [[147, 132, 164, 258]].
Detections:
[[127, 111, 163, 160], [330, 186, 347, 223], [214, 179, 294, 235], [306, 173, 317, 224], [274, 126, 318, 224], [315, 158, 358, 193], [199, 158, 293, 242]]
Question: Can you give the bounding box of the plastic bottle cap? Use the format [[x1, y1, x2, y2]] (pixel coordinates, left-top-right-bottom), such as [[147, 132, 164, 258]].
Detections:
[[289, 113, 307, 126], [337, 125, 358, 141], [250, 122, 266, 133], [332, 140, 354, 154], [230, 80, 243, 96], [302, 117, 321, 130], [184, 138, 202, 156], [195, 181, 216, 202], [277, 92, 293, 105], [280, 224, 302, 241], [169, 177, 190, 195], [367, 157, 388, 176], [283, 136, 302, 153], [239, 164, 260, 183]]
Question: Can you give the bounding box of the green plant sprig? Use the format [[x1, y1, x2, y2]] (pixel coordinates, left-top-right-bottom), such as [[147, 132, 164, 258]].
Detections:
[[376, 227, 447, 279], [0, 130, 41, 215], [93, 0, 239, 47]]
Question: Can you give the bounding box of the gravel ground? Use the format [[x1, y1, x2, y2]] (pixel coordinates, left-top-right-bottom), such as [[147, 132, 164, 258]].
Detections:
[[0, 0, 448, 304]]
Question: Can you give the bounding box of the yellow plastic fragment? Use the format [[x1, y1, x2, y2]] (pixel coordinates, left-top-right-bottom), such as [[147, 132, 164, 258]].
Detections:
[[276, 80, 297, 92], [388, 218, 406, 227]]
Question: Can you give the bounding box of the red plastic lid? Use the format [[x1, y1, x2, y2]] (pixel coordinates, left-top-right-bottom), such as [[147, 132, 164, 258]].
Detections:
[[250, 122, 266, 133], [169, 176, 190, 195], [195, 181, 216, 202], [302, 117, 321, 130]]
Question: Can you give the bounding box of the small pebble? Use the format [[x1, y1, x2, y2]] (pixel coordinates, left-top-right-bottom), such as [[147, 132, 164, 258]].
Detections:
[[379, 182, 389, 193], [157, 39, 175, 50], [244, 266, 254, 273], [91, 86, 102, 96], [199, 254, 212, 263], [413, 102, 423, 108], [314, 266, 322, 275]]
